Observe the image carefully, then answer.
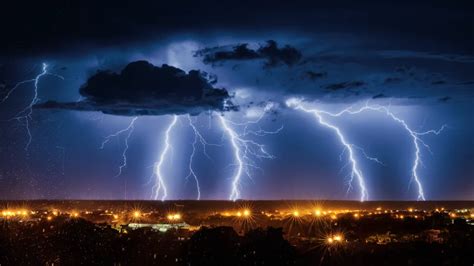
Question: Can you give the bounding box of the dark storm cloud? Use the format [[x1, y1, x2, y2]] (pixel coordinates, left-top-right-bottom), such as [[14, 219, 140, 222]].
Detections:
[[195, 40, 302, 68], [379, 50, 474, 63], [383, 77, 402, 85], [216, 43, 474, 104], [304, 71, 328, 81], [35, 61, 236, 116], [438, 96, 452, 103], [324, 81, 366, 91]]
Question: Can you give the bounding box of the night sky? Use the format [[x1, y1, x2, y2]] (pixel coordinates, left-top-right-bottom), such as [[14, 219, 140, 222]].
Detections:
[[0, 0, 472, 200]]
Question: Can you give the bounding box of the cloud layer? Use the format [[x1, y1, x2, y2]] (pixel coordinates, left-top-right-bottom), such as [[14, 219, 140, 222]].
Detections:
[[35, 61, 237, 116], [195, 40, 302, 68]]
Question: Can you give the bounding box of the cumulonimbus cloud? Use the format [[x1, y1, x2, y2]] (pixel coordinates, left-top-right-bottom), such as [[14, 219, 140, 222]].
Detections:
[[35, 60, 237, 116]]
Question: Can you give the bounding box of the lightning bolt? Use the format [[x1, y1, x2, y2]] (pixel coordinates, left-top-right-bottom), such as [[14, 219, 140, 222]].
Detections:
[[319, 102, 446, 201], [186, 126, 201, 200], [100, 117, 138, 177], [218, 107, 282, 201], [286, 98, 371, 201], [185, 115, 221, 200], [152, 115, 178, 201], [218, 115, 244, 201], [1, 63, 63, 151]]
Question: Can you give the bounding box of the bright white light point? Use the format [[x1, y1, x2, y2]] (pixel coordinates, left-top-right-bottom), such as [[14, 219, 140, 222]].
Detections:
[[153, 115, 179, 201]]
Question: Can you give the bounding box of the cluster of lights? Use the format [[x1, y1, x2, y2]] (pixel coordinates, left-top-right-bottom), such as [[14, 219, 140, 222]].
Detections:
[[285, 208, 356, 219], [327, 234, 344, 244], [221, 209, 252, 218], [167, 213, 182, 221], [1, 210, 29, 217], [4, 206, 472, 226], [237, 209, 251, 218]]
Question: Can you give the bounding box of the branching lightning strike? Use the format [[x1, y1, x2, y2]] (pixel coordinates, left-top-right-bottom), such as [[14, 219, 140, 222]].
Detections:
[[319, 102, 446, 201], [218, 107, 283, 201], [185, 115, 220, 200], [100, 117, 138, 177], [286, 98, 373, 201], [1, 63, 63, 151], [152, 115, 178, 201]]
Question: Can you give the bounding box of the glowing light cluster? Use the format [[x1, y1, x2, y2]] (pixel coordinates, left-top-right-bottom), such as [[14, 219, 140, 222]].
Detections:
[[1, 209, 29, 217], [236, 209, 252, 218], [327, 234, 344, 244], [167, 213, 182, 221]]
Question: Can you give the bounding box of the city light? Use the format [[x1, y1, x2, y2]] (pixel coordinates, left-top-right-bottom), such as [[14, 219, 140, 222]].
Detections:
[[327, 234, 344, 244], [167, 213, 182, 221], [314, 210, 322, 217]]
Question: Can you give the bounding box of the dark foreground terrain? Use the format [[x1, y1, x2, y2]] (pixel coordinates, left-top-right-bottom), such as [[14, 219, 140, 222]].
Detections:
[[0, 200, 473, 265]]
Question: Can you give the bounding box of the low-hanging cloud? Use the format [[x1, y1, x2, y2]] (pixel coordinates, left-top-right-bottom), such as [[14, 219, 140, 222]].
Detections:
[[35, 60, 237, 116]]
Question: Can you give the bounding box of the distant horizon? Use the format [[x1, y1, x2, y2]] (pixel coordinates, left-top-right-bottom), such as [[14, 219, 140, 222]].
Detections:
[[1, 199, 473, 202]]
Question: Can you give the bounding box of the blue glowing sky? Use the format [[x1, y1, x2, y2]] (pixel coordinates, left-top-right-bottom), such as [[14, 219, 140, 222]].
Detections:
[[0, 0, 472, 200]]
